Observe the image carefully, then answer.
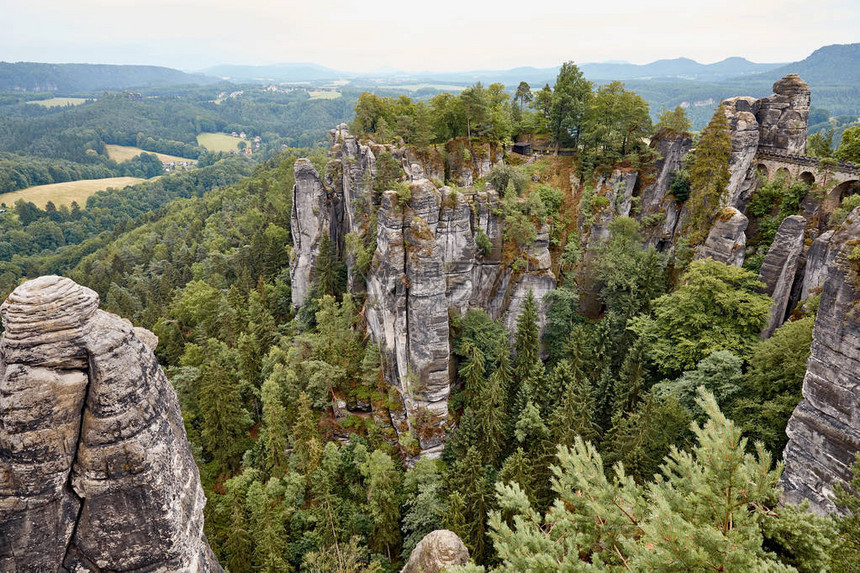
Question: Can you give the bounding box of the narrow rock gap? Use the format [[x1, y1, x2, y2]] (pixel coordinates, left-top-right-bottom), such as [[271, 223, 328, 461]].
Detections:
[[60, 349, 94, 570]]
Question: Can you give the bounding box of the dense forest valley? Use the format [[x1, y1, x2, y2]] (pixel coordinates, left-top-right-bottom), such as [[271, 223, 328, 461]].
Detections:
[[2, 54, 860, 573]]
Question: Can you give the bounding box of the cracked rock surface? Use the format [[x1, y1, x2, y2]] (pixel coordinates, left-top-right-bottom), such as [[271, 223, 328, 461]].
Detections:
[[0, 275, 221, 572]]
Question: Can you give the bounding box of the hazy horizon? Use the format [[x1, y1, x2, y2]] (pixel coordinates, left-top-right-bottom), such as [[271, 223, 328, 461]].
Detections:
[[1, 0, 857, 73]]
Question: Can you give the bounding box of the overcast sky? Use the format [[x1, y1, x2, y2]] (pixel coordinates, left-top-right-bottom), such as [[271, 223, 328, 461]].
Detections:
[[0, 0, 857, 72]]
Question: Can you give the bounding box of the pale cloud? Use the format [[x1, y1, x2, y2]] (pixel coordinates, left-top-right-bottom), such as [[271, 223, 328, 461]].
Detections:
[[0, 0, 856, 71]]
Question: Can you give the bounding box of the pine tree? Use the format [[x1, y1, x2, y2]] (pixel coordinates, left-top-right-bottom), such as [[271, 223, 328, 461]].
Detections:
[[292, 391, 322, 475], [687, 105, 732, 243], [360, 449, 402, 560], [513, 290, 540, 384], [474, 357, 508, 463], [547, 359, 596, 447], [261, 374, 289, 475], [454, 390, 832, 572], [458, 341, 486, 404], [833, 454, 860, 571], [448, 446, 494, 564]]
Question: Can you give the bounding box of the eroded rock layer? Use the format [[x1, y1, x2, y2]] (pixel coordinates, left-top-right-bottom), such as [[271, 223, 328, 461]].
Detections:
[[0, 276, 221, 572], [781, 208, 860, 514]]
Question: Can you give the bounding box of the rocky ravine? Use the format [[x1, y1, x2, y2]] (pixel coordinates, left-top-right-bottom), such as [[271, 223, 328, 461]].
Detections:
[[0, 276, 221, 572], [781, 208, 860, 514]]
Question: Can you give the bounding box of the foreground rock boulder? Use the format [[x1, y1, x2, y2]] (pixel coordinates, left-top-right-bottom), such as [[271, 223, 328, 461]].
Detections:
[[401, 529, 470, 573], [0, 276, 221, 572], [781, 208, 860, 514]]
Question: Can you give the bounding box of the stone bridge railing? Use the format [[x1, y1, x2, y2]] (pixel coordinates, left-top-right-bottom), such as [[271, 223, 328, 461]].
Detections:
[[755, 146, 860, 176]]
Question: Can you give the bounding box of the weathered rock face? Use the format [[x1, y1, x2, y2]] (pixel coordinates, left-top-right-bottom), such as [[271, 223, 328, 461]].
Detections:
[[758, 215, 807, 338], [696, 207, 748, 267], [0, 276, 221, 572], [290, 159, 330, 307], [755, 74, 810, 155], [638, 129, 693, 250], [401, 530, 470, 573], [800, 230, 836, 300], [782, 208, 860, 514], [722, 97, 761, 209]]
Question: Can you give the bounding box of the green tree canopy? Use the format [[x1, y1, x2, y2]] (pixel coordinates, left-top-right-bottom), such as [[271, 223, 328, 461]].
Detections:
[[631, 259, 772, 375]]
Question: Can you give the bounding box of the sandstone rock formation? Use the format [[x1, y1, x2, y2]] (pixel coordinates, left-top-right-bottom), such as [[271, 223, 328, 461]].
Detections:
[[758, 215, 807, 338], [0, 276, 221, 572], [638, 129, 693, 250], [401, 530, 470, 573], [290, 159, 331, 307], [722, 97, 761, 209], [695, 207, 748, 267], [782, 208, 860, 514], [755, 74, 810, 155]]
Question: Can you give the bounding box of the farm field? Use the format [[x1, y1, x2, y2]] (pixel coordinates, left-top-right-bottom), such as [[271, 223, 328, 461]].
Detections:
[[196, 132, 247, 153], [105, 144, 196, 165], [28, 97, 89, 107], [308, 90, 342, 100], [0, 177, 147, 208]]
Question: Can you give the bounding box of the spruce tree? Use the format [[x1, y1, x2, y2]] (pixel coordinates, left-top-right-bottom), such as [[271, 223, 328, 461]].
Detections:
[[687, 105, 732, 243], [513, 290, 540, 384], [360, 449, 402, 560]]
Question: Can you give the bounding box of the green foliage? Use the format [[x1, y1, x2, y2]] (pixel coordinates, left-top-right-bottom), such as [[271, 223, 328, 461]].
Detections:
[[474, 228, 492, 256], [654, 350, 744, 415], [453, 390, 831, 572], [832, 454, 860, 571], [830, 192, 860, 228], [580, 81, 653, 173], [485, 164, 527, 196], [807, 128, 834, 158], [732, 317, 814, 457], [655, 105, 692, 134], [687, 106, 732, 243], [668, 169, 691, 202], [631, 259, 772, 375], [835, 125, 860, 163], [549, 61, 592, 148]]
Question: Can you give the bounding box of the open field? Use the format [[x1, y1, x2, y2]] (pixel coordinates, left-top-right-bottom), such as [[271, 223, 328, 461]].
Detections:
[[105, 144, 196, 165], [308, 90, 342, 100], [28, 97, 89, 107], [378, 83, 465, 92], [196, 132, 246, 153], [0, 177, 147, 208]]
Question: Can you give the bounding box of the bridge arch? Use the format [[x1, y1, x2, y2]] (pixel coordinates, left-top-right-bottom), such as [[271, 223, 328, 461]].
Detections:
[[798, 171, 816, 186], [757, 163, 769, 179], [833, 179, 860, 203], [774, 167, 791, 183]]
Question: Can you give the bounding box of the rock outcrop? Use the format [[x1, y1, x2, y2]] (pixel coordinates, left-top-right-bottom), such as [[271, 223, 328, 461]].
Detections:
[[755, 74, 810, 155], [290, 159, 331, 307], [638, 129, 693, 250], [0, 276, 221, 572], [758, 215, 807, 338], [782, 208, 860, 514], [401, 530, 470, 573], [722, 97, 761, 209], [696, 207, 748, 267]]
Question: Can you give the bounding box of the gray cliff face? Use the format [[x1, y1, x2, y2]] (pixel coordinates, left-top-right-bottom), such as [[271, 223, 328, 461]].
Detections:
[[290, 159, 330, 308], [722, 97, 761, 209], [696, 207, 748, 267], [401, 530, 470, 573], [758, 215, 807, 338], [638, 129, 693, 250], [800, 230, 836, 300], [0, 276, 220, 572], [755, 74, 810, 155], [782, 208, 860, 514]]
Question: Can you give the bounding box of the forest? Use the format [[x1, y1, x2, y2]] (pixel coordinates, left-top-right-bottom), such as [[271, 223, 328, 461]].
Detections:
[[2, 60, 860, 572]]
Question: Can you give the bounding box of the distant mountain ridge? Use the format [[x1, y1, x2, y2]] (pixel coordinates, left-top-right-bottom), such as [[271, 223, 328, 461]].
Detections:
[[198, 56, 785, 85], [0, 62, 219, 93]]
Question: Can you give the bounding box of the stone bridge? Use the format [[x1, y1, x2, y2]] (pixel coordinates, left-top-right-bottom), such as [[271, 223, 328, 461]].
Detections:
[[755, 146, 860, 208]]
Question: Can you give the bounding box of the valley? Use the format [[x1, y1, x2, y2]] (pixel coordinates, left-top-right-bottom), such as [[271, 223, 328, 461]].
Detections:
[[0, 40, 859, 573]]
